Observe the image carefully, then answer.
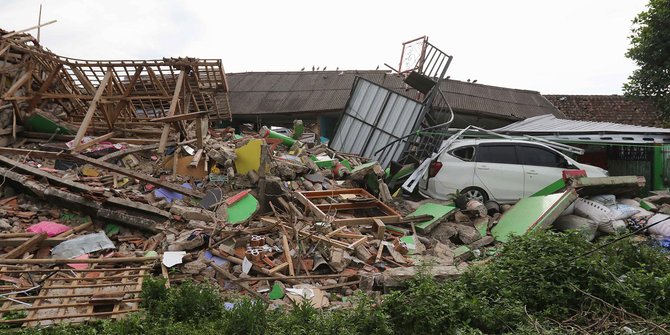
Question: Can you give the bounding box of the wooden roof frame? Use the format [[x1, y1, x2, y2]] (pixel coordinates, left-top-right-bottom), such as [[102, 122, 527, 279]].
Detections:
[[0, 29, 231, 150]]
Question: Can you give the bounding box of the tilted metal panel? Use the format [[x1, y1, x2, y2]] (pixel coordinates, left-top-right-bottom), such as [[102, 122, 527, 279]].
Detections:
[[330, 78, 423, 167]]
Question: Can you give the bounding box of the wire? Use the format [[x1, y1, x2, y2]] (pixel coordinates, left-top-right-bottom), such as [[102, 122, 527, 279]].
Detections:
[[566, 215, 670, 263]]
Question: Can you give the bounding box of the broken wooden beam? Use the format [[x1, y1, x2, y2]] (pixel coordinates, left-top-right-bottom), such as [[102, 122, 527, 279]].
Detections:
[[0, 233, 47, 259], [70, 153, 203, 198], [281, 235, 295, 277], [0, 256, 158, 264], [0, 236, 67, 248], [71, 131, 117, 152], [0, 155, 99, 194], [149, 110, 208, 123]]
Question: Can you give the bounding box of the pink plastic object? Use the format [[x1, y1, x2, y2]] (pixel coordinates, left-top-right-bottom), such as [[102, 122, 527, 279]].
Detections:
[[67, 254, 89, 270], [26, 221, 71, 237]]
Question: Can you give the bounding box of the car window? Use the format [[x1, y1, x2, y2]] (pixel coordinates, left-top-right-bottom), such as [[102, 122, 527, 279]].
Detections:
[[518, 145, 565, 168], [475, 144, 518, 164], [450, 146, 475, 161]]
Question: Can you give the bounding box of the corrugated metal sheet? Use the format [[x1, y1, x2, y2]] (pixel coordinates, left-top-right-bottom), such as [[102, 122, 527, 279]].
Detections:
[[495, 115, 670, 134], [221, 71, 564, 120], [329, 78, 424, 167]]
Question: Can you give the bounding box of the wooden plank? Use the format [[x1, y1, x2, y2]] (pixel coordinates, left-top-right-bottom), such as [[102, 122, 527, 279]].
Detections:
[[2, 71, 32, 98], [0, 237, 66, 247], [281, 235, 295, 276], [2, 309, 139, 324], [331, 215, 401, 227], [280, 224, 351, 250], [70, 153, 203, 198], [0, 267, 150, 274], [195, 115, 208, 149], [0, 233, 47, 259], [0, 155, 96, 194], [55, 221, 93, 238], [149, 110, 208, 123], [190, 149, 203, 167], [158, 70, 185, 153], [27, 63, 64, 112], [0, 147, 65, 160], [298, 188, 369, 198], [347, 236, 369, 249], [0, 233, 38, 238], [295, 192, 327, 220], [372, 218, 386, 240], [315, 202, 384, 210], [71, 68, 113, 151], [0, 299, 142, 313], [0, 256, 158, 265], [71, 131, 117, 152], [105, 197, 170, 218], [1, 20, 57, 38]]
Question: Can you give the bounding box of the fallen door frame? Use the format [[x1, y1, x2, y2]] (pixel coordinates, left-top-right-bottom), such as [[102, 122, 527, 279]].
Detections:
[[295, 188, 401, 227]]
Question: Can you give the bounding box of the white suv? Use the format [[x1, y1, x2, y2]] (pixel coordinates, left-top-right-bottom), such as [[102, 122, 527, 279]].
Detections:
[[418, 139, 608, 203]]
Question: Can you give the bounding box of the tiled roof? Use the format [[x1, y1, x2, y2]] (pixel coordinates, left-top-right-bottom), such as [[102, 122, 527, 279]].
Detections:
[[221, 70, 564, 120], [544, 95, 662, 127]]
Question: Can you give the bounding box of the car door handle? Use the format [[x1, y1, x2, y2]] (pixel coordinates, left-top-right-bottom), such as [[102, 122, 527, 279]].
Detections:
[[477, 166, 489, 170], [526, 170, 538, 175]]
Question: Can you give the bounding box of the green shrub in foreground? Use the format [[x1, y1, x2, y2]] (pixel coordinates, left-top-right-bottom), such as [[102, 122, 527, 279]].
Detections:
[[9, 231, 670, 334]]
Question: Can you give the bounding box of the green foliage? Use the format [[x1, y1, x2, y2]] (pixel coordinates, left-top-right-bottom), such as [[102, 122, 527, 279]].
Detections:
[[140, 277, 226, 322], [13, 232, 670, 334], [624, 0, 670, 118], [385, 232, 670, 334]]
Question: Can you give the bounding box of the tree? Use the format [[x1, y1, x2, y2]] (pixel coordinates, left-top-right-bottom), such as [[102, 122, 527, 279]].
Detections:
[[623, 0, 670, 119]]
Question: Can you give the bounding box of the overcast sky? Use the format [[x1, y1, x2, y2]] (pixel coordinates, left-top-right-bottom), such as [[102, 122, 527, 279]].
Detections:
[[1, 0, 648, 95]]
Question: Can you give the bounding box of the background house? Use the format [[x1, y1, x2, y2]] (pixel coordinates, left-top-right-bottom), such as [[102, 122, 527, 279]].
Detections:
[[221, 70, 565, 139], [544, 95, 663, 127]]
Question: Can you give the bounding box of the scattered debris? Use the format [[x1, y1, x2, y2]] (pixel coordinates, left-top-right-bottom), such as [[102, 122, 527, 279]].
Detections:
[[0, 26, 668, 331]]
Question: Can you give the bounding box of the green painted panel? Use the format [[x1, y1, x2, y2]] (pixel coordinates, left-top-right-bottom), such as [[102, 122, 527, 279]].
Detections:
[[531, 178, 565, 197], [25, 113, 74, 135], [406, 203, 456, 233], [491, 191, 577, 243], [227, 194, 259, 224], [653, 145, 664, 190]]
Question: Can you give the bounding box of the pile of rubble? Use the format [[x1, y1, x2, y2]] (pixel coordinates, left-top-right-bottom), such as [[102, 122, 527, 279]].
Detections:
[[0, 118, 504, 325], [2, 26, 669, 329], [2, 115, 670, 327]]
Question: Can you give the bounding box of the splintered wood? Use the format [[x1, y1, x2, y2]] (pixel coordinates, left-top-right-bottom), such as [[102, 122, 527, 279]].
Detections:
[[0, 266, 148, 327], [0, 27, 231, 151]]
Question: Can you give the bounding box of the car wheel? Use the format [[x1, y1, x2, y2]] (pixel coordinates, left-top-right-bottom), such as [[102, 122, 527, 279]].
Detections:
[[460, 187, 489, 203]]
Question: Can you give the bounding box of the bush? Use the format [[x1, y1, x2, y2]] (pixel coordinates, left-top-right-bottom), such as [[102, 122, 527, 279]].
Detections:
[[384, 231, 670, 334], [14, 231, 670, 334]]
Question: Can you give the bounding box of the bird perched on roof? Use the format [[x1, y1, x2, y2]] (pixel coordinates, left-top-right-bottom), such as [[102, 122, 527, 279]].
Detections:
[[312, 66, 315, 71], [338, 71, 344, 76], [467, 79, 471, 82], [472, 79, 477, 83], [323, 66, 327, 71], [316, 66, 320, 71], [336, 67, 339, 71], [376, 65, 379, 70], [301, 67, 305, 71]]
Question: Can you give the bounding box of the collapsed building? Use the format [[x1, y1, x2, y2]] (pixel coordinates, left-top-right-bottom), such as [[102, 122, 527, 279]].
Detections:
[[0, 28, 669, 330]]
